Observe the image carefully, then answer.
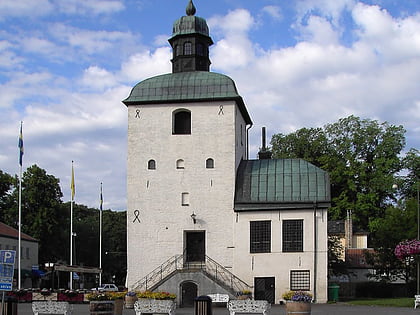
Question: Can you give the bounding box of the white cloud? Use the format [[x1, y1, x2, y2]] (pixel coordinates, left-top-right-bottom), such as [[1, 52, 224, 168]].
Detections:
[[120, 47, 172, 82], [54, 0, 125, 15], [49, 24, 136, 55], [209, 9, 256, 70], [261, 6, 283, 21], [0, 0, 53, 19], [79, 66, 118, 91]]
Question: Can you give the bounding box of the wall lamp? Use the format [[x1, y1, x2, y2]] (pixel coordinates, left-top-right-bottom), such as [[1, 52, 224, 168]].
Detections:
[[191, 212, 197, 224]]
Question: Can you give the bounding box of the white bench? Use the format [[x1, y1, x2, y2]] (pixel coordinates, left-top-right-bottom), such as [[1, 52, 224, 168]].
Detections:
[[32, 301, 72, 315], [227, 300, 270, 315], [414, 295, 420, 309], [207, 294, 229, 304], [134, 299, 175, 315]]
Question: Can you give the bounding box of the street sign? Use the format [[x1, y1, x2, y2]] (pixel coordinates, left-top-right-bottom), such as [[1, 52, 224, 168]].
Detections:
[[0, 250, 16, 291]]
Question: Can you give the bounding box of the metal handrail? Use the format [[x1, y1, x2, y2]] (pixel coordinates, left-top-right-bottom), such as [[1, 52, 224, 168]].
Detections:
[[131, 253, 252, 293]]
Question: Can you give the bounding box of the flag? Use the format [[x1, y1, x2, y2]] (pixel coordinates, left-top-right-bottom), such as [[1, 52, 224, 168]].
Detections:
[[71, 161, 75, 200], [100, 183, 103, 211], [18, 122, 24, 166]]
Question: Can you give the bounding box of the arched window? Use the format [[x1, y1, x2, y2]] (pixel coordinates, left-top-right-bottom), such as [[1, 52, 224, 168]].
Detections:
[[148, 159, 156, 170], [206, 158, 214, 169], [182, 192, 190, 206], [184, 42, 192, 55], [176, 159, 185, 169], [173, 110, 191, 134]]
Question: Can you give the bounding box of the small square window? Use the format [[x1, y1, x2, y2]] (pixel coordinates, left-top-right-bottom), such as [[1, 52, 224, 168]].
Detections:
[[290, 270, 310, 291]]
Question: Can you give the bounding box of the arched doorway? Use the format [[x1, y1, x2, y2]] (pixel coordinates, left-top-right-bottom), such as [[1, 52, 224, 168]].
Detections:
[[181, 281, 197, 307]]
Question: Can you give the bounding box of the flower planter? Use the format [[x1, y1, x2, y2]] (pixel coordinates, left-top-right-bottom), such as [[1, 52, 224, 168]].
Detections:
[[285, 301, 311, 315], [89, 300, 115, 315], [124, 295, 138, 309], [135, 299, 176, 314]]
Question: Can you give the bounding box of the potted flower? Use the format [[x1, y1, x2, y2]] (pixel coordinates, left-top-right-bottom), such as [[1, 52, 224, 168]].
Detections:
[[86, 292, 114, 315], [237, 290, 252, 300], [110, 292, 125, 315], [282, 291, 312, 315], [124, 291, 138, 309]]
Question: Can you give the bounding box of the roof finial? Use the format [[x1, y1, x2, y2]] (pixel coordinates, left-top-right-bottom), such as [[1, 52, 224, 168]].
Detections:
[[186, 0, 196, 16]]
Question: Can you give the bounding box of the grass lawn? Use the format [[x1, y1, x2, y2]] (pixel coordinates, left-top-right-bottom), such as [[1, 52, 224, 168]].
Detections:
[[347, 297, 414, 308]]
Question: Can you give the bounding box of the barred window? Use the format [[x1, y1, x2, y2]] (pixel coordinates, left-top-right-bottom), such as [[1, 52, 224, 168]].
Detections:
[[250, 221, 271, 253], [283, 219, 303, 252], [290, 270, 310, 291]]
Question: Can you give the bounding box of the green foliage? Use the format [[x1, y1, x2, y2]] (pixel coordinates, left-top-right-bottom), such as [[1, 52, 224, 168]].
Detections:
[[0, 164, 127, 286], [271, 115, 407, 230]]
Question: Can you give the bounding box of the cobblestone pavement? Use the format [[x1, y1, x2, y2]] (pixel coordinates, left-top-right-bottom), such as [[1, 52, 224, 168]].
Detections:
[[13, 303, 420, 315]]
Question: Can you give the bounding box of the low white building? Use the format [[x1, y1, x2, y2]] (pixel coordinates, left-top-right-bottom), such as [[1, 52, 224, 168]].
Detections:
[[124, 0, 330, 305], [0, 221, 39, 288]]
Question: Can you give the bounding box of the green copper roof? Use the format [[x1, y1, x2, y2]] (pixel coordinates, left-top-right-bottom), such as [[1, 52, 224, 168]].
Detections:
[[170, 0, 210, 38], [235, 159, 331, 211], [123, 71, 252, 124]]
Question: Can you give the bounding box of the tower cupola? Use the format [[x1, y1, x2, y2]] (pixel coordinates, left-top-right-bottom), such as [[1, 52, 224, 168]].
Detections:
[[168, 0, 213, 73]]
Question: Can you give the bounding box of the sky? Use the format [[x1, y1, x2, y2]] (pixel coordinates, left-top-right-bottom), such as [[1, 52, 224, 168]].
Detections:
[[0, 0, 419, 211]]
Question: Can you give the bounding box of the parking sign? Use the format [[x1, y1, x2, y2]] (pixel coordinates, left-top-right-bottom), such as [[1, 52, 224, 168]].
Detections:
[[0, 250, 16, 291]]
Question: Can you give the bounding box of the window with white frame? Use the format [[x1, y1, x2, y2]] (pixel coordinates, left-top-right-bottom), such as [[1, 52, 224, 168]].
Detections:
[[283, 219, 303, 252], [250, 220, 271, 253]]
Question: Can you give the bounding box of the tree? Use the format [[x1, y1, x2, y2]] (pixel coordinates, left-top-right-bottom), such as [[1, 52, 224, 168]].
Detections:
[[20, 165, 63, 263], [0, 170, 15, 223], [271, 115, 406, 230]]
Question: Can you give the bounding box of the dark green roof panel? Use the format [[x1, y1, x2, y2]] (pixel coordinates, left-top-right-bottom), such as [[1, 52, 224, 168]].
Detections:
[[123, 71, 252, 125], [235, 159, 331, 211]]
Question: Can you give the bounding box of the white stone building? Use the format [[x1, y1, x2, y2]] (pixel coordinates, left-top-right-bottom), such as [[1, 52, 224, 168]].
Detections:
[[123, 0, 330, 305]]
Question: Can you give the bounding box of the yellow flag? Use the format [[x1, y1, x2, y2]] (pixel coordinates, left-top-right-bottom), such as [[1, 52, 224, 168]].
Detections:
[[71, 161, 75, 200]]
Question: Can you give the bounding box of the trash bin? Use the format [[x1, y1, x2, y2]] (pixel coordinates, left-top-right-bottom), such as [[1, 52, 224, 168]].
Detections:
[[328, 285, 339, 302], [195, 295, 212, 315], [1, 295, 18, 315]]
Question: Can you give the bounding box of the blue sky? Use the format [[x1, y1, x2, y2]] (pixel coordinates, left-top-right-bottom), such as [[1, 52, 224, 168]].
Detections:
[[1, 0, 419, 211]]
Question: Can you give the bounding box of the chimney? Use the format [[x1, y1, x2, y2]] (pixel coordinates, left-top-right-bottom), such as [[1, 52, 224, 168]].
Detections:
[[258, 127, 272, 160]]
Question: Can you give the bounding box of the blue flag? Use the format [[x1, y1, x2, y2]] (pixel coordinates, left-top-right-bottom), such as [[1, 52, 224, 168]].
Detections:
[[18, 123, 24, 166], [100, 183, 103, 211]]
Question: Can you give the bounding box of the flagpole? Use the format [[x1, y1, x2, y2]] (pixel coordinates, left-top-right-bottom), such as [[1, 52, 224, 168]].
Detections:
[[18, 121, 23, 290], [70, 161, 75, 290], [99, 183, 103, 287]]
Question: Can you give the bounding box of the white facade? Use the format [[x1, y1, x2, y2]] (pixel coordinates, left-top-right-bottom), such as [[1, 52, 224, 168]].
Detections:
[[126, 100, 248, 288], [233, 210, 328, 303]]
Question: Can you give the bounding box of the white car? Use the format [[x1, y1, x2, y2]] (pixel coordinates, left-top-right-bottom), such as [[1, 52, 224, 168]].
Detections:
[[93, 284, 119, 292]]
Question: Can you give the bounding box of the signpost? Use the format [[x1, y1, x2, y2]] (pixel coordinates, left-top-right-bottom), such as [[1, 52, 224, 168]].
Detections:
[[0, 250, 16, 315]]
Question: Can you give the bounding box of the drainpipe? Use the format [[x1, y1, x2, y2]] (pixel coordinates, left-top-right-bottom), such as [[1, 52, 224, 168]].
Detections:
[[246, 124, 252, 160], [313, 202, 318, 302]]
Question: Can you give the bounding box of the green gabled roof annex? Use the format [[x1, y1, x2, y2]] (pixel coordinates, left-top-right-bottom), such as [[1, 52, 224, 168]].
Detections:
[[235, 159, 331, 211], [123, 71, 252, 125]]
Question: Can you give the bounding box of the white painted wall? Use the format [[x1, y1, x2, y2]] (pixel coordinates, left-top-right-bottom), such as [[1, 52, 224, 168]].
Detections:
[[126, 100, 247, 289], [233, 209, 328, 303]]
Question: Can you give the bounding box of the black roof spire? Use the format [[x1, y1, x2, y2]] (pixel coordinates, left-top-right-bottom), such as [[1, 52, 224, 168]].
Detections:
[[186, 0, 196, 16]]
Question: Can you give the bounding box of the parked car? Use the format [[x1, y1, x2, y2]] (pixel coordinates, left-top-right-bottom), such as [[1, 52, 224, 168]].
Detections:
[[92, 283, 119, 292]]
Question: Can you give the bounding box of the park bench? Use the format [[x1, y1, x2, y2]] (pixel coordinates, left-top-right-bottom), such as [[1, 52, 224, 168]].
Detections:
[[207, 293, 229, 305], [32, 301, 72, 315], [227, 300, 270, 315], [414, 295, 420, 309]]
